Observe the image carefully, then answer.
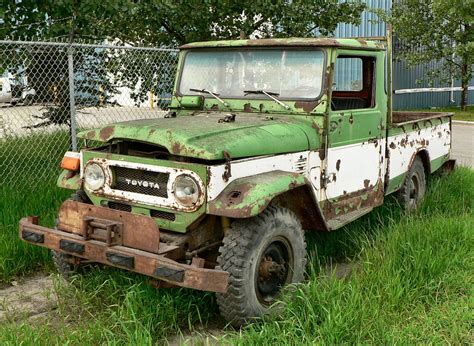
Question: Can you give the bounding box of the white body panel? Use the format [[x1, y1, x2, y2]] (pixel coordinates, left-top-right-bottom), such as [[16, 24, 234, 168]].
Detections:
[[324, 139, 386, 199], [207, 152, 312, 201], [206, 122, 451, 205], [388, 122, 451, 180]]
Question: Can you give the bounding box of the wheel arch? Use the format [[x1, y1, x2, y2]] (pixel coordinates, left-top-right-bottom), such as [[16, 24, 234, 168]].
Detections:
[[414, 149, 431, 175], [207, 171, 328, 231]]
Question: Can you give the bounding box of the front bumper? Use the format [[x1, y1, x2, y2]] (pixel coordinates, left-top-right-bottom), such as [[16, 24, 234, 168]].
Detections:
[[19, 206, 229, 293]]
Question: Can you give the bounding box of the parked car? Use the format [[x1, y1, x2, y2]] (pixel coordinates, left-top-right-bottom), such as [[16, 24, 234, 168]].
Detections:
[[20, 37, 455, 326], [0, 75, 36, 105]]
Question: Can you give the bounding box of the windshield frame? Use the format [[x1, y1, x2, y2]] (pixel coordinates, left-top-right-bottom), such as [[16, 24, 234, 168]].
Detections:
[[176, 47, 327, 102]]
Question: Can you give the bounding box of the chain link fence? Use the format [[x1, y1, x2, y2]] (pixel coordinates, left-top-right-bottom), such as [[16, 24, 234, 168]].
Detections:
[[0, 40, 178, 191]]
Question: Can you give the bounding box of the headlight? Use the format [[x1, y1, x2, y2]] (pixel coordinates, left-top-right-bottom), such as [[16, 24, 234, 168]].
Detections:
[[174, 174, 200, 207], [84, 162, 106, 191]]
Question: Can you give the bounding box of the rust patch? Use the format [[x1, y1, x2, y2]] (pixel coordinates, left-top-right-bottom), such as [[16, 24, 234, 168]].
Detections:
[[58, 200, 159, 253], [99, 126, 115, 141], [243, 103, 253, 112], [363, 179, 370, 189], [318, 142, 326, 161], [294, 100, 317, 113], [171, 141, 184, 154], [222, 151, 232, 182], [356, 38, 368, 46], [312, 121, 322, 134], [322, 178, 384, 222], [336, 159, 341, 171], [210, 104, 219, 110], [389, 142, 396, 149], [86, 130, 96, 139]]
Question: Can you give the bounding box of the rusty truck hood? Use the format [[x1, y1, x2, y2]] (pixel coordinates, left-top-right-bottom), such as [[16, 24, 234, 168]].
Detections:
[[78, 112, 314, 160]]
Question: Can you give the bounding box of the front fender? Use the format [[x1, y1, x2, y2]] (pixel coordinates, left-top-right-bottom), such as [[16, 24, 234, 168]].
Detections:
[[206, 171, 306, 218], [57, 170, 83, 190]]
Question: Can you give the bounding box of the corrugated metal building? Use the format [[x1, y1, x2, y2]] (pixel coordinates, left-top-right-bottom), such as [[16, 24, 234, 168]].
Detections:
[[334, 0, 473, 110]]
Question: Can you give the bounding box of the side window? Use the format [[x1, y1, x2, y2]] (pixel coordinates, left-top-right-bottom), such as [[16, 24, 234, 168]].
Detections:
[[331, 56, 375, 111]]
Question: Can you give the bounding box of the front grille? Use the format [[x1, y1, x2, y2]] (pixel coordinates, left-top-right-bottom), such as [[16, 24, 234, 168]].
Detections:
[[108, 201, 132, 212], [111, 166, 169, 198], [150, 209, 176, 221]]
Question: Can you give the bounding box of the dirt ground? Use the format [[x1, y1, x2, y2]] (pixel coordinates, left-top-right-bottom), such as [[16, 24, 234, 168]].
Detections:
[[0, 274, 57, 323], [0, 259, 354, 328]]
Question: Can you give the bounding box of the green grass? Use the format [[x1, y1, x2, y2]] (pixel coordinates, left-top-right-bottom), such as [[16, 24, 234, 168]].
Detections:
[[418, 105, 474, 122], [0, 132, 71, 281], [0, 133, 472, 343]]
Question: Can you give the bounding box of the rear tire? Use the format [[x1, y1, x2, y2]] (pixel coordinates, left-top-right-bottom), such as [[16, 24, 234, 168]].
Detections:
[[216, 206, 306, 327], [52, 190, 90, 279], [396, 156, 426, 211]]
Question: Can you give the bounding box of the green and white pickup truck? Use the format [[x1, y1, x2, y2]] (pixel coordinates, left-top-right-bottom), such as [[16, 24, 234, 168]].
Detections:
[[20, 37, 454, 326]]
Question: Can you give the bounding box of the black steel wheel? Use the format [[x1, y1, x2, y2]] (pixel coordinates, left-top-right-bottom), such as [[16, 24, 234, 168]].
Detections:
[[396, 156, 426, 211], [216, 206, 306, 327]]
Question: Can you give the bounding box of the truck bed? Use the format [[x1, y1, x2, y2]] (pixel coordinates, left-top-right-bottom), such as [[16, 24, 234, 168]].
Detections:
[[392, 111, 452, 126], [385, 111, 452, 195]]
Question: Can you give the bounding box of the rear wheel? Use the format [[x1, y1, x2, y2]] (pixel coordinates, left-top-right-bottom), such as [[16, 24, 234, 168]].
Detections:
[[216, 206, 306, 326], [396, 156, 426, 211], [53, 190, 90, 279]]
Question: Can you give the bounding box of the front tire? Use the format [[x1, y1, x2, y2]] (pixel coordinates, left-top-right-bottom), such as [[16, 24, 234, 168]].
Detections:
[[216, 206, 306, 327]]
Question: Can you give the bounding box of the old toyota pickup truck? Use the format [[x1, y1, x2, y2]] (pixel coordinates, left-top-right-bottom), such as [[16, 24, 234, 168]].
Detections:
[[20, 37, 454, 326]]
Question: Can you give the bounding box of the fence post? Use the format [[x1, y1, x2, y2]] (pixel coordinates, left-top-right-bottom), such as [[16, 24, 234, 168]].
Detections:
[[67, 45, 78, 151]]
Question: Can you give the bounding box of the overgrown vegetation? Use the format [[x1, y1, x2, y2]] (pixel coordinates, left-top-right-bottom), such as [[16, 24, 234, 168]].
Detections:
[[0, 132, 70, 282], [0, 134, 472, 343], [421, 105, 473, 122]]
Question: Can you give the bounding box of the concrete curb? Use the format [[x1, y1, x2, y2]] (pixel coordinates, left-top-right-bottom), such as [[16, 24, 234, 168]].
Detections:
[[452, 120, 474, 125]]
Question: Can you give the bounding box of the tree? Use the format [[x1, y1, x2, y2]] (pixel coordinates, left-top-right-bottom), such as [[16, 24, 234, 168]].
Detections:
[[0, 0, 367, 128], [1, 0, 366, 45], [383, 0, 473, 110]]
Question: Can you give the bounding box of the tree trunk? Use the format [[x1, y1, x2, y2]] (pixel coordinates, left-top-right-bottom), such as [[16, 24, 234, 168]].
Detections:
[[460, 62, 468, 111]]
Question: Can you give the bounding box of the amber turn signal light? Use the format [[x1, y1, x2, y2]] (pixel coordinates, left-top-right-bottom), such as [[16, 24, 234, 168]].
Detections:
[[60, 151, 81, 171]]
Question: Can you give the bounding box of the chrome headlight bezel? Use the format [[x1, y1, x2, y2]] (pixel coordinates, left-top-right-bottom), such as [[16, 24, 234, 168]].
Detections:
[[173, 174, 201, 207], [84, 162, 106, 191]]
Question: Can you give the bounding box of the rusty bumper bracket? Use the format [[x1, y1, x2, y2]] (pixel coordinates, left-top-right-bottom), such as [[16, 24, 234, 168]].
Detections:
[[19, 217, 229, 293]]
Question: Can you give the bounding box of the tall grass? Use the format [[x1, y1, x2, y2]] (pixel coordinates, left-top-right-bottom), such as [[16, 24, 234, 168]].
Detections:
[[0, 132, 70, 281], [227, 168, 473, 344], [0, 131, 472, 343]]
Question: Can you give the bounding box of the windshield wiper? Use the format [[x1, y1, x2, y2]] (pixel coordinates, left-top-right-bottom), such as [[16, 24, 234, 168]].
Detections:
[[189, 88, 229, 108], [243, 89, 291, 110]]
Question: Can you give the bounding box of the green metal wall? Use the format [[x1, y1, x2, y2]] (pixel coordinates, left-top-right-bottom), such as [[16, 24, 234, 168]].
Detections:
[[334, 0, 473, 110]]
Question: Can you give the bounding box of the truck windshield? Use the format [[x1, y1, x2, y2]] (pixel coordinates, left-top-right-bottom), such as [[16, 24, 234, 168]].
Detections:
[[179, 49, 324, 100]]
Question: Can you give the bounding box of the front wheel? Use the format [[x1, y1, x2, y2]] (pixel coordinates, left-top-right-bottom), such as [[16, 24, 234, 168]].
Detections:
[[216, 206, 306, 326]]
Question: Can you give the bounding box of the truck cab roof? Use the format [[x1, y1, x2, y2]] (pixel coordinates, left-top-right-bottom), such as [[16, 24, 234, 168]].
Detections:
[[180, 37, 386, 51]]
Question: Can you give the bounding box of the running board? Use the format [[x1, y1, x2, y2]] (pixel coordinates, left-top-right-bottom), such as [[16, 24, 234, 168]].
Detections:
[[326, 206, 373, 230]]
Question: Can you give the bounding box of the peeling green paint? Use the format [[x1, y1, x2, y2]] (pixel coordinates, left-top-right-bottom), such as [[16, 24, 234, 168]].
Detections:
[[78, 113, 321, 160], [57, 170, 82, 190], [180, 38, 385, 51], [207, 171, 306, 218]]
